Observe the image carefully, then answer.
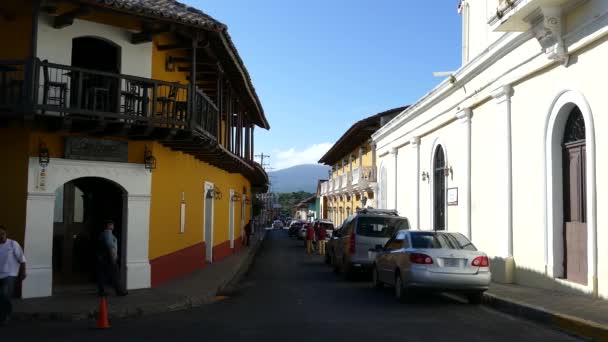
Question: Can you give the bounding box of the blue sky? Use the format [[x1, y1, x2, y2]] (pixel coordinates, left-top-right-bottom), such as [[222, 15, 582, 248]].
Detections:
[[184, 0, 463, 170]]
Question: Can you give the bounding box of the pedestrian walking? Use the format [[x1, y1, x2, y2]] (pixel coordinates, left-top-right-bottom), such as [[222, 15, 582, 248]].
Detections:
[[0, 225, 26, 326], [244, 219, 252, 247], [306, 224, 316, 254], [317, 225, 327, 256], [96, 220, 127, 297]]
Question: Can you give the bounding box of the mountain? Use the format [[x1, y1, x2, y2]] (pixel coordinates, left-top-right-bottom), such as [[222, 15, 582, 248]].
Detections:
[[268, 164, 330, 193]]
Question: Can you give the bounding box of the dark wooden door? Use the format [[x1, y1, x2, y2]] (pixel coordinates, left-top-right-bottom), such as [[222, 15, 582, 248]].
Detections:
[[563, 142, 587, 284], [434, 146, 446, 231]]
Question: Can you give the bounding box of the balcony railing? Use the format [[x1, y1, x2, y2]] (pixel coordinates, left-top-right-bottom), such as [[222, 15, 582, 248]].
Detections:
[[0, 59, 219, 139]]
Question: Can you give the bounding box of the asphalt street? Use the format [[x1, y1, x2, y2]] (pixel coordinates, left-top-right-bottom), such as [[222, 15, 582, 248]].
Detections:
[[3, 229, 581, 341]]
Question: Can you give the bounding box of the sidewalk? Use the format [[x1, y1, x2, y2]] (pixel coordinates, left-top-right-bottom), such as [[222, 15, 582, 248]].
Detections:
[[12, 231, 266, 321], [484, 282, 608, 341]]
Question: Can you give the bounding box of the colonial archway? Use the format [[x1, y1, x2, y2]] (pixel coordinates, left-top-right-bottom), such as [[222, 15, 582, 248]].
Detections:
[[545, 90, 597, 292], [22, 158, 151, 298], [52, 177, 126, 292]]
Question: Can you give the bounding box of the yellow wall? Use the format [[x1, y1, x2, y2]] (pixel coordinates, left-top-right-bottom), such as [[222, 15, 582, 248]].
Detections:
[[148, 142, 250, 259], [0, 0, 33, 59], [0, 126, 30, 244]]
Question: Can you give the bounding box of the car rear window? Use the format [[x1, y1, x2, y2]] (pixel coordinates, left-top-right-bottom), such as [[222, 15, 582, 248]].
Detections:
[[410, 232, 477, 250], [319, 223, 334, 230], [355, 217, 409, 237]]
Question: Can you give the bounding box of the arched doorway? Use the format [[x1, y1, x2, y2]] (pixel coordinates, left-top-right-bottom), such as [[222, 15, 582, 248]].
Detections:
[[52, 177, 125, 292], [562, 107, 587, 284], [71, 37, 121, 112], [433, 145, 446, 231], [71, 37, 121, 73]]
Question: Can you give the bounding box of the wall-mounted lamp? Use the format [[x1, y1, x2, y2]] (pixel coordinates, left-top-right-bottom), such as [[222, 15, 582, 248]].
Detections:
[[165, 56, 176, 72], [39, 140, 50, 168], [206, 186, 222, 200], [421, 171, 429, 182], [144, 146, 156, 171], [244, 195, 251, 205]]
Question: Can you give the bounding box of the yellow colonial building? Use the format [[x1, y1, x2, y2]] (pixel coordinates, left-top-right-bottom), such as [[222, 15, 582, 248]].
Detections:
[[318, 107, 406, 226], [0, 0, 269, 298]]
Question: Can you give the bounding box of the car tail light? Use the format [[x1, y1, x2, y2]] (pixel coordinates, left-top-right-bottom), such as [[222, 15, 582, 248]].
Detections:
[[472, 256, 489, 267], [349, 232, 356, 254], [410, 253, 433, 264]]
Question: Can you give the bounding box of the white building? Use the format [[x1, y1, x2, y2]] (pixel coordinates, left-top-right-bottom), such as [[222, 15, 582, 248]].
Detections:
[[374, 0, 608, 298]]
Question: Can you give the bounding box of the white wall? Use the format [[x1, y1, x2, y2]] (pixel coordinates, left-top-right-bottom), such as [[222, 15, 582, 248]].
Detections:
[[36, 14, 152, 78], [374, 0, 608, 298]]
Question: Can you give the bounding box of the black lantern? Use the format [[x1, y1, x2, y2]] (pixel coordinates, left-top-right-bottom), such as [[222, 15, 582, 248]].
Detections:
[[144, 146, 156, 171], [39, 141, 50, 168]]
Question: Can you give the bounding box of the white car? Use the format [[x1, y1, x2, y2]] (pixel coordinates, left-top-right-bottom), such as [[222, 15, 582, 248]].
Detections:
[[272, 220, 284, 229]]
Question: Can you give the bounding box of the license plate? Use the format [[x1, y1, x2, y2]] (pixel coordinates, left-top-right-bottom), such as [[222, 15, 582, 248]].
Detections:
[[368, 251, 377, 260], [443, 258, 461, 267]]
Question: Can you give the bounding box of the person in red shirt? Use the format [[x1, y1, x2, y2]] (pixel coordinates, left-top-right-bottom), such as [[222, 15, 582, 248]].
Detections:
[[305, 224, 316, 254], [317, 225, 327, 255]]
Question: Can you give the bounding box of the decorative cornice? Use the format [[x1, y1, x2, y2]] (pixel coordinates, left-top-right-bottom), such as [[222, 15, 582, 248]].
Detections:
[[533, 6, 569, 65]]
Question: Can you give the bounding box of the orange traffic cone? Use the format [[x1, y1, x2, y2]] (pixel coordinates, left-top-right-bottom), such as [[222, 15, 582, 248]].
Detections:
[[96, 297, 111, 329]]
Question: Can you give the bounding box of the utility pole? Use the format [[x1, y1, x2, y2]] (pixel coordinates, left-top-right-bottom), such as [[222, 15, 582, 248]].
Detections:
[[255, 153, 271, 170]]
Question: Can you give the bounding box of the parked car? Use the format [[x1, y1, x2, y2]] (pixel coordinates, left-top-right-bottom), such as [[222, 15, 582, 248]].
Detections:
[[371, 230, 491, 304], [288, 221, 303, 237], [272, 220, 284, 229], [329, 208, 410, 279], [314, 220, 335, 239], [325, 223, 342, 264], [298, 223, 309, 240]]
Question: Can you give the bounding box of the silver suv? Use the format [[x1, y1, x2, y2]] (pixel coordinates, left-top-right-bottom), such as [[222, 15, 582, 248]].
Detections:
[[329, 209, 410, 279]]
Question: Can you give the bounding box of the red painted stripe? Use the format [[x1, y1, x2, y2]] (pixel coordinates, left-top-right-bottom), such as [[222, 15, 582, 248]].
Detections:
[[150, 242, 206, 287], [212, 240, 232, 262]]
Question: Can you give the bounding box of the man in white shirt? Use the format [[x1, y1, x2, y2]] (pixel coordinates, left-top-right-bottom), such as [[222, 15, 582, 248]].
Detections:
[[0, 225, 26, 326]]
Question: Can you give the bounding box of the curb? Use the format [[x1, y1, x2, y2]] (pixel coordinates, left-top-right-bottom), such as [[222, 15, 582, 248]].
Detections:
[[217, 231, 266, 296], [483, 292, 608, 341], [11, 232, 267, 322]]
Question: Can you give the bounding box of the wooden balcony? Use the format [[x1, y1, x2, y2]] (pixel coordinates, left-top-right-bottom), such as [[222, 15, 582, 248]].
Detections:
[[0, 58, 265, 183], [0, 59, 218, 136]]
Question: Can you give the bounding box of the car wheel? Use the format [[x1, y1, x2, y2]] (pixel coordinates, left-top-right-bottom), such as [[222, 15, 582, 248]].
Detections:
[[467, 291, 484, 305], [372, 265, 383, 289], [395, 272, 409, 303]]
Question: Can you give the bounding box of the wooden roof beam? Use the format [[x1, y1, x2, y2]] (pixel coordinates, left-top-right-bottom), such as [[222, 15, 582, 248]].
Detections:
[[53, 6, 90, 29], [132, 24, 175, 44]]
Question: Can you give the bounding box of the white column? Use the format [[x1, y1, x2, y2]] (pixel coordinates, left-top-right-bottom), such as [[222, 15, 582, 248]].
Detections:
[[456, 108, 472, 240], [22, 192, 55, 298], [126, 194, 152, 290], [492, 84, 514, 283], [410, 137, 421, 230], [390, 147, 399, 210]]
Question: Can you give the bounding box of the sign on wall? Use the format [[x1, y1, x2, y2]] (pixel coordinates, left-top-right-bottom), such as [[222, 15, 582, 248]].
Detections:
[[447, 187, 458, 206], [65, 137, 128, 163]]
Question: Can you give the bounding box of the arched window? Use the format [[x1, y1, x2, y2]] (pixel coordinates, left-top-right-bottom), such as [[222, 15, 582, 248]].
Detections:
[[433, 145, 446, 231]]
